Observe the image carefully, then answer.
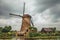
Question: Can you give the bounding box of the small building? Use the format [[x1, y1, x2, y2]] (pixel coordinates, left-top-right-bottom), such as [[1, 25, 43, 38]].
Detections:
[[41, 27, 56, 33]]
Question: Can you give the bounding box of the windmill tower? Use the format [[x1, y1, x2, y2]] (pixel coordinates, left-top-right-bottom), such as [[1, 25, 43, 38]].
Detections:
[[10, 2, 34, 36]]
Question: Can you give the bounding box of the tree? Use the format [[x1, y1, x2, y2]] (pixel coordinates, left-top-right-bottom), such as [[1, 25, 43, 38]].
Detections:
[[2, 26, 12, 33], [8, 26, 12, 31], [0, 27, 3, 31], [53, 27, 56, 33], [29, 26, 37, 32], [0, 27, 3, 34]]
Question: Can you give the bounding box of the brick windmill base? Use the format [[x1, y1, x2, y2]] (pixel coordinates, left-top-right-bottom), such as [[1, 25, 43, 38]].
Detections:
[[10, 2, 34, 37], [16, 14, 31, 36]]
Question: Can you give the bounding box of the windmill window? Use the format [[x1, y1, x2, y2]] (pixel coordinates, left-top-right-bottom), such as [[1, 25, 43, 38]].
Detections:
[[26, 29, 28, 32], [24, 32, 26, 34]]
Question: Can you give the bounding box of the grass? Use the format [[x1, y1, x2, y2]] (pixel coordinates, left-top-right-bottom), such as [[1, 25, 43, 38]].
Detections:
[[25, 36, 60, 39]]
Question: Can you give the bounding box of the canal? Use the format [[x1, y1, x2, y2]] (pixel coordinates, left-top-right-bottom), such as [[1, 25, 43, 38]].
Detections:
[[0, 38, 60, 40]]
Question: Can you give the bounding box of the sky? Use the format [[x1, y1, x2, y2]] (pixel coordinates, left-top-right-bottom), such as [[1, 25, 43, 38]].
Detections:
[[0, 0, 60, 31]]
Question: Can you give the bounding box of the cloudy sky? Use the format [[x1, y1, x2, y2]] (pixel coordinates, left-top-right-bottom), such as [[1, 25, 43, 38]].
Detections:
[[0, 0, 60, 31]]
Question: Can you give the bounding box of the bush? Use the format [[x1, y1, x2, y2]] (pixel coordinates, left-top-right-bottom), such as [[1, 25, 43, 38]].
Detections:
[[2, 26, 12, 33], [29, 32, 40, 37]]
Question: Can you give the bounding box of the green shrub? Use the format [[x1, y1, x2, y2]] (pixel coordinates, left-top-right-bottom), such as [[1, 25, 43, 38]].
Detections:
[[29, 32, 40, 37]]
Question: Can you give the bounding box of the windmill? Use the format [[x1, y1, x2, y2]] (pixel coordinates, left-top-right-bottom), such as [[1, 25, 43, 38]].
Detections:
[[9, 2, 34, 36]]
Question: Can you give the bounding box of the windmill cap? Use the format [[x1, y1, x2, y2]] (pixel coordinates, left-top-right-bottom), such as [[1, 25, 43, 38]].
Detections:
[[23, 14, 31, 18]]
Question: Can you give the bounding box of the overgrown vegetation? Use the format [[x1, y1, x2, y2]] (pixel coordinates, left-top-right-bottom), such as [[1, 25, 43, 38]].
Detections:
[[0, 26, 13, 38], [29, 26, 37, 32], [0, 26, 60, 39], [29, 26, 39, 37], [29, 32, 40, 37], [29, 26, 60, 38]]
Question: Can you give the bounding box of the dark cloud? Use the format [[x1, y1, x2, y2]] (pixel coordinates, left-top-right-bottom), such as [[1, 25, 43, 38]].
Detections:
[[34, 0, 60, 23], [0, 0, 23, 18], [50, 5, 60, 23], [0, 0, 60, 30], [0, 0, 60, 22], [34, 0, 60, 13]]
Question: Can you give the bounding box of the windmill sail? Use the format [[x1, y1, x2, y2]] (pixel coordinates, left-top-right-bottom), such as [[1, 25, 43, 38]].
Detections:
[[23, 2, 25, 16], [31, 18, 34, 27], [9, 13, 22, 17]]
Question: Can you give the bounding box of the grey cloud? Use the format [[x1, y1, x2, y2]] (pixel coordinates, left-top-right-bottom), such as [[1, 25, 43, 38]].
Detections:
[[0, 0, 60, 30], [0, 0, 23, 18], [50, 5, 60, 23], [34, 0, 60, 13], [34, 0, 60, 23]]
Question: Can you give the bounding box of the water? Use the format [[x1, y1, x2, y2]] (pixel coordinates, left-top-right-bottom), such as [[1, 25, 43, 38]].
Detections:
[[0, 37, 60, 40], [0, 38, 60, 40], [0, 39, 60, 40]]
